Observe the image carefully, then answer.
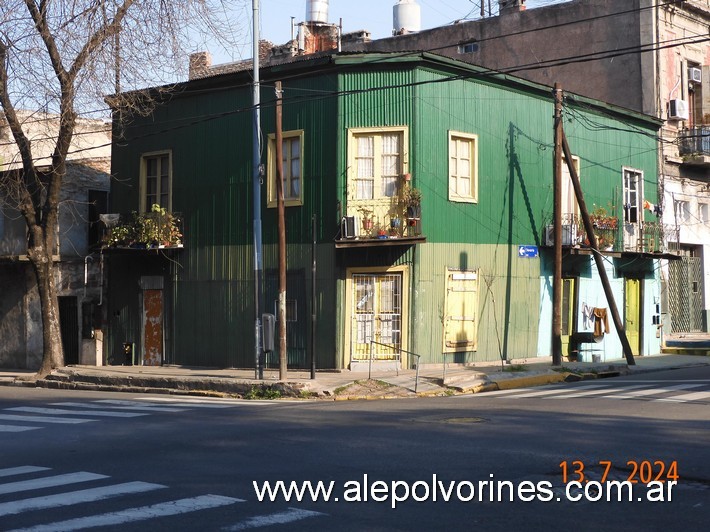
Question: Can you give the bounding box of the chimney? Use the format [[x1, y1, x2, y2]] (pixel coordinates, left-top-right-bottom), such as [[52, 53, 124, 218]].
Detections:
[[498, 0, 526, 15], [189, 51, 212, 80]]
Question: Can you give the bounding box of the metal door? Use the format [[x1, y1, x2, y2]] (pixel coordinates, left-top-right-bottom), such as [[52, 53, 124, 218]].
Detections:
[[142, 289, 163, 366], [669, 256, 703, 332], [351, 273, 403, 366]]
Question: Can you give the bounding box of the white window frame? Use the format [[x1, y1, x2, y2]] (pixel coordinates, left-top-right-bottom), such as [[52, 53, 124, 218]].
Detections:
[[698, 202, 708, 223], [622, 167, 644, 224], [267, 129, 304, 208], [347, 126, 409, 208], [139, 151, 172, 213], [443, 268, 480, 353], [561, 155, 581, 219], [448, 131, 479, 203]]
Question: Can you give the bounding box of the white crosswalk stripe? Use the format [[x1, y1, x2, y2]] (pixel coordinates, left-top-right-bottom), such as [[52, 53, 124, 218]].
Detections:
[[655, 390, 710, 403], [0, 396, 249, 434], [0, 466, 50, 478], [0, 472, 108, 496], [500, 384, 607, 399], [95, 398, 234, 409], [0, 425, 41, 433], [0, 481, 165, 517], [602, 384, 705, 400], [0, 414, 95, 425], [50, 401, 187, 412], [487, 383, 710, 403], [8, 495, 242, 532], [224, 507, 326, 531], [6, 406, 148, 418], [0, 466, 246, 531]]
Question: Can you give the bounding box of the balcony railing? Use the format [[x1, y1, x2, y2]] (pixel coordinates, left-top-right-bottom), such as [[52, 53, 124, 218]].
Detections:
[[545, 214, 678, 255], [679, 126, 710, 157]]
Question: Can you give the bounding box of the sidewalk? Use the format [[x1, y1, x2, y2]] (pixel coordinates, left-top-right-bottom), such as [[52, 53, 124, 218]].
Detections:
[[1, 353, 708, 400]]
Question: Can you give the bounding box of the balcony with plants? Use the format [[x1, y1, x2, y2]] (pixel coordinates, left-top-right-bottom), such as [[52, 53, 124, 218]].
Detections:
[[544, 207, 677, 256], [337, 176, 425, 248], [102, 204, 183, 251]]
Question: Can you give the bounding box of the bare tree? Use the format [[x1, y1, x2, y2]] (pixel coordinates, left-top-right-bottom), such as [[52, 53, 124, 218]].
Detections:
[[0, 0, 243, 376]]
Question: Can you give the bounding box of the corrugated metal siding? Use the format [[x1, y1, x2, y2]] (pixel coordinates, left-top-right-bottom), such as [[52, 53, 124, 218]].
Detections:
[[109, 74, 341, 368], [333, 62, 658, 366], [413, 243, 540, 364]]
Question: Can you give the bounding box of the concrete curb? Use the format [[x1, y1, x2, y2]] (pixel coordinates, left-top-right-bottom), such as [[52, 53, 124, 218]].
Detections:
[[490, 372, 569, 390]]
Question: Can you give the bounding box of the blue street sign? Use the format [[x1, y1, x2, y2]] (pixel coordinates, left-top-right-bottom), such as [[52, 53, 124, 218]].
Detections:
[[518, 245, 539, 258]]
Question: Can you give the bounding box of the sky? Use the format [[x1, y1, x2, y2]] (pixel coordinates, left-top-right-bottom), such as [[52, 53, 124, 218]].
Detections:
[[207, 0, 568, 65]]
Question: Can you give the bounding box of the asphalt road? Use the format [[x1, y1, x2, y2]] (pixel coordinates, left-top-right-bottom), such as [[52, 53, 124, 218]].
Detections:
[[1, 366, 709, 531]]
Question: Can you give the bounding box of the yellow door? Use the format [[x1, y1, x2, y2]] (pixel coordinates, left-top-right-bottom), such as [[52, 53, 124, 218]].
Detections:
[[625, 278, 641, 355], [561, 278, 576, 357], [351, 273, 403, 366]]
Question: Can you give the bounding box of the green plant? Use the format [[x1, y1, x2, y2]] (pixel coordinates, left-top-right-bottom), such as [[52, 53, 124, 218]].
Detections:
[[589, 206, 618, 230], [402, 186, 422, 209], [103, 204, 182, 248], [243, 385, 282, 400], [504, 364, 528, 372]]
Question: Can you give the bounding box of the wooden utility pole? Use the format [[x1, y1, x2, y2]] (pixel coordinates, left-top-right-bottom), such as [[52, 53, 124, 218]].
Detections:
[[561, 132, 636, 366], [275, 81, 288, 379], [552, 83, 563, 366]]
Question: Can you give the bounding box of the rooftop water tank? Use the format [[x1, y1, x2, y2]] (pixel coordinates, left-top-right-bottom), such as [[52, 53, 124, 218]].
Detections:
[[393, 0, 421, 35], [306, 0, 329, 24]]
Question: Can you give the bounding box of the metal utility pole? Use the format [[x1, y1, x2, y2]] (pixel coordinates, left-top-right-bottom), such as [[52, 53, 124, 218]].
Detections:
[[561, 132, 636, 366], [252, 0, 264, 379], [275, 81, 288, 380], [311, 213, 317, 380], [552, 83, 563, 366]]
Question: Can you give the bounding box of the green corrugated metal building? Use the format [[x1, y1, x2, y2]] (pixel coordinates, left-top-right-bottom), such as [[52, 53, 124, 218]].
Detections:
[[106, 52, 663, 370]]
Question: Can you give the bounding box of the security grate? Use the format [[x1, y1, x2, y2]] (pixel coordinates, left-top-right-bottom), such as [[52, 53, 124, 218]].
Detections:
[[669, 256, 703, 333]]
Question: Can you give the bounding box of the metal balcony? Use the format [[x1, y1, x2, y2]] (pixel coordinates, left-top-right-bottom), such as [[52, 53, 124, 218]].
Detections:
[[678, 126, 710, 165]]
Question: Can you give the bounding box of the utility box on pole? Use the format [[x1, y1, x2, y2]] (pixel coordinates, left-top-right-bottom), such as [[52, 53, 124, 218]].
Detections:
[[262, 313, 275, 354]]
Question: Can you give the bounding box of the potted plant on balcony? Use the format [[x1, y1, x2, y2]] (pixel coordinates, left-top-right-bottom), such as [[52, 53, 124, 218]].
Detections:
[[103, 204, 182, 249], [588, 206, 617, 251], [403, 186, 422, 224], [358, 206, 374, 235]]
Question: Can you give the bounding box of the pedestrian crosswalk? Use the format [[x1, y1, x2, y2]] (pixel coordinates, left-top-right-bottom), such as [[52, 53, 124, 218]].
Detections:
[[0, 466, 327, 531], [0, 465, 242, 531], [484, 381, 710, 403], [0, 396, 278, 434]]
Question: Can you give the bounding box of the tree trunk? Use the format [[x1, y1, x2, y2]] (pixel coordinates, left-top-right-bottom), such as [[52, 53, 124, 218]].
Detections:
[[29, 240, 64, 378]]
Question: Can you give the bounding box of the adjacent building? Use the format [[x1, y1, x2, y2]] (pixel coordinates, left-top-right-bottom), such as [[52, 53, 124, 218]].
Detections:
[[0, 111, 110, 369]]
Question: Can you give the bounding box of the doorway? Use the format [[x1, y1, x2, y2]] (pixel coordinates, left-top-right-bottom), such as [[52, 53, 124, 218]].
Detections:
[[561, 277, 576, 357], [58, 296, 79, 365], [625, 278, 642, 355], [348, 271, 406, 368]]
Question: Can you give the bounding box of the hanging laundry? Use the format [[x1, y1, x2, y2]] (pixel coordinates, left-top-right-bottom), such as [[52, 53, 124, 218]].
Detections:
[[593, 307, 609, 337]]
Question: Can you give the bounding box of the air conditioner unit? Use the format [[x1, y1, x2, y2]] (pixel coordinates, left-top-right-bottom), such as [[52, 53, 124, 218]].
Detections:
[[689, 67, 702, 84], [545, 224, 577, 247], [341, 216, 360, 239], [668, 98, 689, 120]]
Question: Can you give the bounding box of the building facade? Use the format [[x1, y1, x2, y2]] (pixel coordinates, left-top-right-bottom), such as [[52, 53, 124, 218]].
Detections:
[[0, 112, 110, 369], [106, 52, 662, 369], [344, 0, 709, 334]]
